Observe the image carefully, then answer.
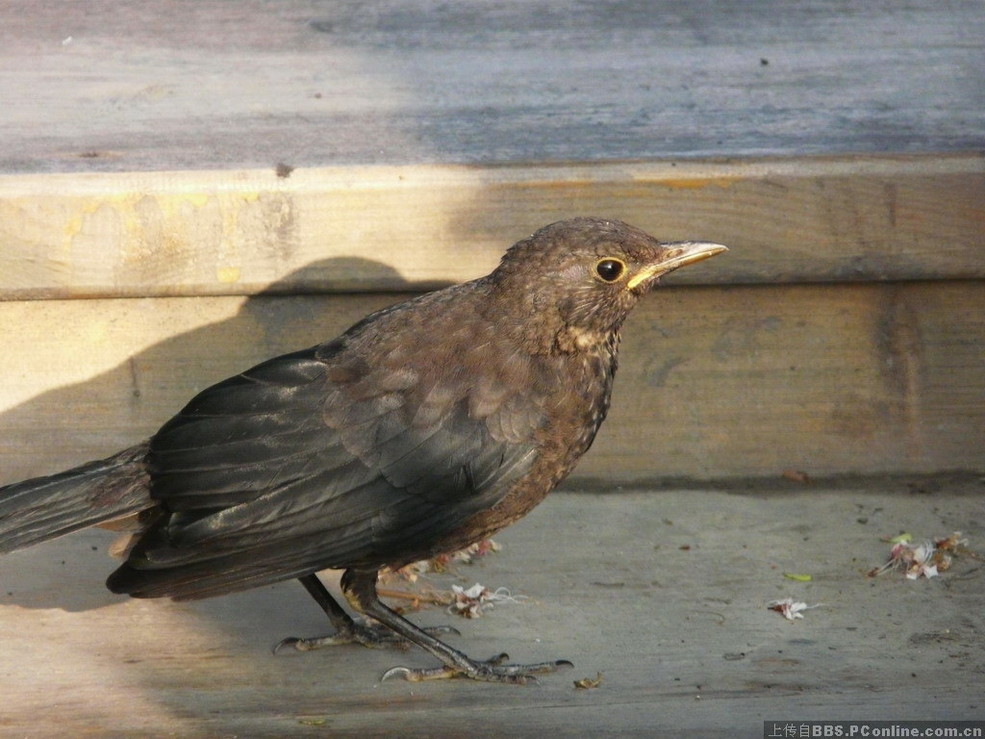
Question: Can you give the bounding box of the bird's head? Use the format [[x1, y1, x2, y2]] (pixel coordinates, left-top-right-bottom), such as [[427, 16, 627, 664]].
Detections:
[[488, 217, 727, 352]]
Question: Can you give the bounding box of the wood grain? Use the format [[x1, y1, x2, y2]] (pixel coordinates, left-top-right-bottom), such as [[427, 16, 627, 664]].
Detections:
[[1, 486, 982, 734], [1, 154, 982, 300], [1, 0, 982, 173], [2, 281, 981, 484]]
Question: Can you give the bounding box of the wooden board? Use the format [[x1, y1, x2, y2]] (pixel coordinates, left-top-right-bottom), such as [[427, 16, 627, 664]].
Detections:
[[1, 484, 982, 735], [2, 281, 982, 485], [1, 0, 983, 173], [1, 154, 983, 300]]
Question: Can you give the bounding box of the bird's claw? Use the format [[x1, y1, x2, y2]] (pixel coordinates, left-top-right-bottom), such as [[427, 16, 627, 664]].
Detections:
[[381, 654, 573, 684]]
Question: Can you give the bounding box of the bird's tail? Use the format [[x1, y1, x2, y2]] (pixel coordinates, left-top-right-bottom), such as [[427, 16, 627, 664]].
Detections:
[[0, 442, 154, 555]]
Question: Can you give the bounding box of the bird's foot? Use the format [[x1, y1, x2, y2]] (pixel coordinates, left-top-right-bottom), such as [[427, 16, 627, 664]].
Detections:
[[274, 618, 459, 653], [381, 652, 574, 684]]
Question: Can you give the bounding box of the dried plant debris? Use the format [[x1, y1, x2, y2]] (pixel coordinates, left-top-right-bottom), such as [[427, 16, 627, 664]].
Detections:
[[449, 584, 526, 619], [380, 539, 501, 583], [767, 597, 822, 622], [376, 586, 456, 612], [868, 531, 975, 580], [376, 539, 522, 619], [378, 582, 525, 618], [574, 672, 604, 690]]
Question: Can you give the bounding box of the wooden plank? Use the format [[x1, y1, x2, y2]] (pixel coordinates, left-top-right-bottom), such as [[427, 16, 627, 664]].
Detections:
[[1, 154, 983, 300], [1, 0, 983, 173], [1, 486, 982, 734], [0, 293, 396, 483], [602, 280, 985, 479], [1, 281, 981, 484]]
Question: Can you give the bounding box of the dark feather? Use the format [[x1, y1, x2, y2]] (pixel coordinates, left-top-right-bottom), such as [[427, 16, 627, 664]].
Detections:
[[108, 299, 549, 598], [0, 444, 151, 554]]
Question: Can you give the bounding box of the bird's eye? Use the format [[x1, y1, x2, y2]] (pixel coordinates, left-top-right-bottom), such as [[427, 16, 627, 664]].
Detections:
[[594, 258, 627, 283]]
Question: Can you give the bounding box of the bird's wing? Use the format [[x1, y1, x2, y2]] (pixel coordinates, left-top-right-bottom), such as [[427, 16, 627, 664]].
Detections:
[[112, 340, 543, 599]]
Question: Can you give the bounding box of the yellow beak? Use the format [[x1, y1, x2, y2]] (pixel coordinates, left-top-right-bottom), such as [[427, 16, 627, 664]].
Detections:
[[625, 241, 729, 290]]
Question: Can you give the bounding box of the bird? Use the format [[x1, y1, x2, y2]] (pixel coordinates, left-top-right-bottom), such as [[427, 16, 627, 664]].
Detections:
[[0, 217, 726, 684]]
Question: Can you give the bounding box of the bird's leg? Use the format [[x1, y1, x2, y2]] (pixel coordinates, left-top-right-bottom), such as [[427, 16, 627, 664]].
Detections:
[[341, 568, 573, 684], [274, 573, 457, 653]]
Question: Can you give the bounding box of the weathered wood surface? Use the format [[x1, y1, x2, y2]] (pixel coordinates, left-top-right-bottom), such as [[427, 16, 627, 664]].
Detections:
[[1, 281, 982, 485], [1, 483, 982, 736], [1, 155, 982, 300], [0, 0, 982, 174]]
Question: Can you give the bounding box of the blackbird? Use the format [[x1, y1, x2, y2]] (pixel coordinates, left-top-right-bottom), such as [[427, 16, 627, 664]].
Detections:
[[0, 217, 726, 683]]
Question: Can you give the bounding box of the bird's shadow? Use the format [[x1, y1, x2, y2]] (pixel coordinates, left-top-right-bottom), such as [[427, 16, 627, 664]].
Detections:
[[0, 257, 450, 613]]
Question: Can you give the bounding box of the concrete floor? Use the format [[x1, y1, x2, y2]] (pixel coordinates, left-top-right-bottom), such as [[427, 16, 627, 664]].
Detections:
[[1, 476, 982, 737]]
